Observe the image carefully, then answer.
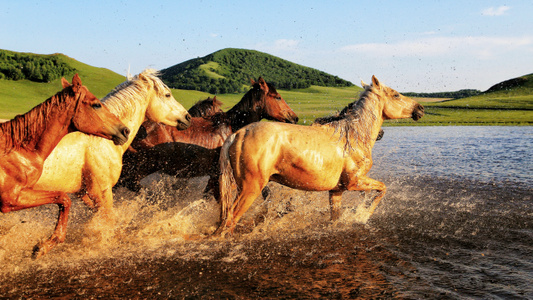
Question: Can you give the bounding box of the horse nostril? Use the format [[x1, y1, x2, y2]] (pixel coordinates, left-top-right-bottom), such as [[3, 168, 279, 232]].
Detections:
[[122, 127, 130, 138], [186, 113, 192, 122]]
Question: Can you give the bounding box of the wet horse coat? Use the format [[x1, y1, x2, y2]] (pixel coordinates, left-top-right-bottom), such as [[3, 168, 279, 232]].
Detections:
[[34, 69, 191, 219], [214, 76, 424, 235], [0, 75, 129, 258], [119, 78, 298, 193]]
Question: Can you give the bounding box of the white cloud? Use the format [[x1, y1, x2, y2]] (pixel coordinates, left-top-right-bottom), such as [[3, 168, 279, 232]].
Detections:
[[481, 6, 510, 16], [210, 33, 219, 38], [340, 36, 533, 60], [273, 39, 300, 50]]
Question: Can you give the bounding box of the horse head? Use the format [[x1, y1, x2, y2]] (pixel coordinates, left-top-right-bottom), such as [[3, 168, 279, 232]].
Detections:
[[253, 77, 299, 124], [64, 74, 129, 145], [363, 76, 424, 121], [140, 69, 192, 130], [188, 96, 224, 118]]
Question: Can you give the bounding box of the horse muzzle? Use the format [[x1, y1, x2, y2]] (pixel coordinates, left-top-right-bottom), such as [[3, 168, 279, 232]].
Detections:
[[112, 126, 130, 145], [412, 104, 425, 121], [176, 113, 192, 131]]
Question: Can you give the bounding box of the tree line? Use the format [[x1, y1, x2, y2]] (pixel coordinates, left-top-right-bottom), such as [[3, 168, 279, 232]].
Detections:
[[402, 89, 482, 99], [0, 50, 76, 82]]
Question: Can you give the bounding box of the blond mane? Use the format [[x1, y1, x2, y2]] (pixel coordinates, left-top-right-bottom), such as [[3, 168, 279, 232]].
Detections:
[[313, 85, 379, 152], [101, 69, 167, 120]]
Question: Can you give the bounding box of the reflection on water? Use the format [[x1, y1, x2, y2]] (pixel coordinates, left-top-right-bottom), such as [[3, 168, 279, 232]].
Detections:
[[0, 126, 532, 298]]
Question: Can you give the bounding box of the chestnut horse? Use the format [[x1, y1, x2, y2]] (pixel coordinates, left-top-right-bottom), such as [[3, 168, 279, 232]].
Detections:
[[214, 76, 424, 235], [128, 96, 223, 153], [119, 77, 298, 193], [34, 69, 191, 221], [0, 74, 129, 258]]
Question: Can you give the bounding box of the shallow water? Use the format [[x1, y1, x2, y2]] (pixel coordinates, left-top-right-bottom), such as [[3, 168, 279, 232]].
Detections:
[[0, 126, 531, 299]]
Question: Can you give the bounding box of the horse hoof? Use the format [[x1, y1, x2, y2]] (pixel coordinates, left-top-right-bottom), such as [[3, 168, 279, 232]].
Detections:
[[31, 243, 47, 260]]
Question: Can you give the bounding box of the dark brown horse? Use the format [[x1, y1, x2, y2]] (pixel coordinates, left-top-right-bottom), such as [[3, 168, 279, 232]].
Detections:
[[0, 74, 129, 258], [188, 96, 224, 118], [129, 96, 223, 153], [119, 78, 298, 194]]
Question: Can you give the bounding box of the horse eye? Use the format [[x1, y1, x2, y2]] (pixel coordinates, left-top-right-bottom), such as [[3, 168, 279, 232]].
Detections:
[[394, 94, 400, 98], [92, 103, 102, 109], [165, 93, 171, 98]]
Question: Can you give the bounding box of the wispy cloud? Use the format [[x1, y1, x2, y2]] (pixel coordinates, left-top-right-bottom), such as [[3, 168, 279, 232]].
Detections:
[[481, 6, 510, 16], [340, 36, 533, 59], [255, 39, 300, 52]]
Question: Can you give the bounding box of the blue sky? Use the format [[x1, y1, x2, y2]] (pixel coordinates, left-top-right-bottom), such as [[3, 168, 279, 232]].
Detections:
[[1, 0, 532, 92]]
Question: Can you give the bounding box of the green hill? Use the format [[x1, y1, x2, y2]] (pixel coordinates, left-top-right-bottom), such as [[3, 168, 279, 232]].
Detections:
[[0, 50, 126, 119], [160, 48, 353, 93]]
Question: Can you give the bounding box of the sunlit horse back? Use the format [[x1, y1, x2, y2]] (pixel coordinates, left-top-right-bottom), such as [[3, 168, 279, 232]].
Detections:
[[118, 77, 299, 193], [214, 76, 424, 235], [0, 74, 128, 258]]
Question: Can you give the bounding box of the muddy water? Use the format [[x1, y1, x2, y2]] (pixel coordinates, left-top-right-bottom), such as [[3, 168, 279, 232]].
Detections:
[[1, 126, 532, 299]]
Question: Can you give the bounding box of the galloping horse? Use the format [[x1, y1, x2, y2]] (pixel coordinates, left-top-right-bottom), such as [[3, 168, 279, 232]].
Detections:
[[119, 77, 298, 194], [214, 76, 424, 235], [0, 74, 129, 258], [34, 69, 191, 220], [127, 96, 223, 154]]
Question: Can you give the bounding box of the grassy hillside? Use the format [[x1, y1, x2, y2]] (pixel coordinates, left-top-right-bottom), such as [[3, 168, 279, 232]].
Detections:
[[161, 48, 353, 93], [0, 52, 125, 119]]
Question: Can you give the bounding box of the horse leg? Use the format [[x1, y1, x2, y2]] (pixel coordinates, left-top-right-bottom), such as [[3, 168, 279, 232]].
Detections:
[[347, 176, 387, 217], [329, 190, 343, 221], [1, 188, 71, 259], [224, 181, 264, 234]]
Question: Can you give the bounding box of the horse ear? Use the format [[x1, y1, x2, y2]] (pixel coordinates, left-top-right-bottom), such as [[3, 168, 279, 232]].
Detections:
[[360, 79, 368, 88], [72, 74, 82, 88], [61, 77, 70, 88], [257, 77, 269, 92], [212, 96, 217, 100], [250, 78, 256, 85], [371, 75, 381, 89]]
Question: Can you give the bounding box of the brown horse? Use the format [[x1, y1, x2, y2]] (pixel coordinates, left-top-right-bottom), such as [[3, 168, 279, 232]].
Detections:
[[119, 77, 298, 193], [188, 96, 223, 118], [129, 96, 223, 153], [0, 74, 129, 258], [214, 76, 424, 235], [34, 69, 191, 222]]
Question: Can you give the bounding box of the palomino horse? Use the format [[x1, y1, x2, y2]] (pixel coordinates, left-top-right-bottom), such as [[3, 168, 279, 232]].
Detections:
[[34, 69, 191, 221], [0, 74, 129, 258], [119, 77, 298, 194], [214, 76, 424, 235]]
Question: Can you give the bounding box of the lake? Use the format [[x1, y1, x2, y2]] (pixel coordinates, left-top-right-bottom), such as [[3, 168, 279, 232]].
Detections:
[[0, 126, 531, 299]]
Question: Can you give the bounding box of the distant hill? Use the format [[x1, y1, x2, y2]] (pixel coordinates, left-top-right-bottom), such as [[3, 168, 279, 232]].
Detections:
[[161, 48, 354, 93], [0, 49, 76, 82], [0, 49, 125, 119], [485, 73, 533, 94]]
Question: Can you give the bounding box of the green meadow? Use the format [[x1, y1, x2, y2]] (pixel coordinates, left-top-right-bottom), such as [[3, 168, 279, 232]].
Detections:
[[2, 81, 532, 126], [1, 52, 531, 125]]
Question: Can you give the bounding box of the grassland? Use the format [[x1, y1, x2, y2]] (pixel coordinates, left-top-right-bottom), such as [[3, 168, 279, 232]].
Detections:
[[1, 52, 531, 125], [2, 81, 532, 126]]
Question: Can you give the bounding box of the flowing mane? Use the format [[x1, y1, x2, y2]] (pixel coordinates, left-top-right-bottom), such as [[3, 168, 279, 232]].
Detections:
[[101, 69, 165, 120], [188, 97, 223, 118], [313, 85, 378, 152], [0, 89, 72, 151]]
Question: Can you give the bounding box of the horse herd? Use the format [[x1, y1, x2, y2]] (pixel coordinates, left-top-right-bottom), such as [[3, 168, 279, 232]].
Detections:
[[0, 69, 424, 258]]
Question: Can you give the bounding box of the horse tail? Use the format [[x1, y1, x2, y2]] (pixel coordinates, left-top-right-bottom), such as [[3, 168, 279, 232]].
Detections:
[[213, 133, 237, 235]]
